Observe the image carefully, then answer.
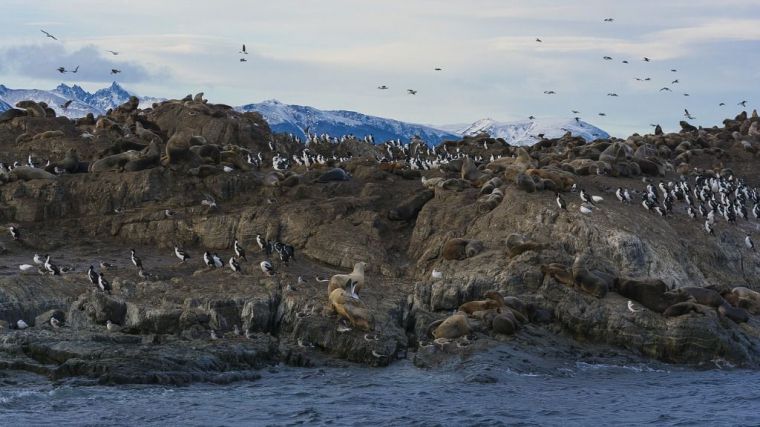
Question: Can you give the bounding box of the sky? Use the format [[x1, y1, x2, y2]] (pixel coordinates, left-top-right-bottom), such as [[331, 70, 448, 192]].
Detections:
[[0, 0, 758, 136]]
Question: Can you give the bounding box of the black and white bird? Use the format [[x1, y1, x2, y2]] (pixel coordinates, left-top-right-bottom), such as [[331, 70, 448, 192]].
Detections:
[[98, 274, 112, 294], [580, 189, 602, 205], [34, 253, 45, 265], [130, 249, 143, 269], [9, 226, 20, 241], [87, 265, 99, 285], [234, 239, 246, 261], [705, 220, 714, 235], [50, 317, 61, 328], [175, 246, 190, 263], [41, 29, 58, 40], [260, 260, 274, 276], [256, 234, 266, 251], [44, 256, 61, 275], [746, 234, 755, 252], [555, 193, 567, 210], [204, 251, 215, 268], [229, 257, 241, 273]]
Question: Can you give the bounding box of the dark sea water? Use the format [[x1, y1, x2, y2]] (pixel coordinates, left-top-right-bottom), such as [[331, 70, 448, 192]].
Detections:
[[2, 357, 759, 426]]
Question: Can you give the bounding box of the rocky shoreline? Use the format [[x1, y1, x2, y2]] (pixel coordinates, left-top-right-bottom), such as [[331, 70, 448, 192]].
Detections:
[[1, 95, 760, 385]]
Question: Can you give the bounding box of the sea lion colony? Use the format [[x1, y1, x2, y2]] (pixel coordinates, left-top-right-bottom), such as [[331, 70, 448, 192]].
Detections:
[[1, 95, 760, 384]]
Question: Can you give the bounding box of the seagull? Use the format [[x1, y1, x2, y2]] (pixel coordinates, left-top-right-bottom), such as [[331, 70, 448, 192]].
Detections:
[[746, 234, 755, 252], [431, 269, 443, 280], [34, 254, 44, 265], [106, 50, 119, 55], [407, 89, 418, 95], [579, 205, 593, 214], [377, 85, 388, 90], [16, 320, 29, 330], [71, 65, 79, 73], [106, 320, 118, 332], [50, 317, 61, 328], [111, 69, 121, 74], [627, 300, 641, 313], [684, 109, 695, 120], [201, 194, 218, 209], [260, 260, 274, 276], [210, 330, 218, 341], [165, 209, 175, 218], [19, 264, 34, 272], [556, 193, 567, 210], [212, 253, 223, 268], [738, 100, 747, 107], [660, 87, 671, 92], [41, 29, 57, 40]]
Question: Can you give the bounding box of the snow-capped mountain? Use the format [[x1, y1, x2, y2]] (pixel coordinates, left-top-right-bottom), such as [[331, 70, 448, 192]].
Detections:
[[0, 98, 11, 112], [459, 117, 609, 146], [238, 100, 460, 146], [0, 82, 162, 118]]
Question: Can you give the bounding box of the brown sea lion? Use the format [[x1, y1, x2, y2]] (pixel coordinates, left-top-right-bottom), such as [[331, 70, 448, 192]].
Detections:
[[718, 303, 749, 323], [329, 288, 372, 331], [327, 262, 367, 295], [680, 287, 726, 308], [614, 278, 671, 313], [729, 287, 760, 314], [541, 263, 574, 287], [430, 312, 471, 339], [663, 302, 706, 318], [491, 310, 519, 335]]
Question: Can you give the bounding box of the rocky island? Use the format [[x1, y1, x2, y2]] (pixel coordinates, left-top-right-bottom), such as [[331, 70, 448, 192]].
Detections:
[[1, 94, 760, 386]]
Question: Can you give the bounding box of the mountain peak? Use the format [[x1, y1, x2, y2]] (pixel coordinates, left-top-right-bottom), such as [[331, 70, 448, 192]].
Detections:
[[460, 116, 608, 146]]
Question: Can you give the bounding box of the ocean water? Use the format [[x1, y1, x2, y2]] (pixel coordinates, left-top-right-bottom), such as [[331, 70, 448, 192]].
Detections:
[[1, 359, 759, 426]]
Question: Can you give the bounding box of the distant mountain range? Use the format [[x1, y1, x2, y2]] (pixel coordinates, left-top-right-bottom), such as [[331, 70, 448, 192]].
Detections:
[[0, 83, 609, 146]]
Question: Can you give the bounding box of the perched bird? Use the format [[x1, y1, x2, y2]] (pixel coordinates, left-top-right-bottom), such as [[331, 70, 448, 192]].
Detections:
[[210, 330, 218, 341], [203, 251, 215, 268], [212, 253, 223, 268], [34, 254, 44, 265], [431, 269, 443, 280], [19, 264, 34, 272], [260, 260, 274, 276], [229, 257, 241, 272], [87, 265, 99, 285], [44, 256, 61, 275], [100, 261, 114, 270], [579, 205, 593, 214], [165, 209, 175, 218], [556, 193, 567, 210], [130, 249, 143, 269], [16, 320, 29, 330], [705, 220, 714, 235], [256, 234, 266, 251], [98, 274, 112, 294], [106, 320, 118, 332], [201, 194, 218, 209], [41, 29, 58, 40], [234, 239, 247, 261], [627, 300, 641, 313], [746, 234, 755, 252], [50, 317, 61, 328], [9, 226, 20, 241], [175, 246, 190, 263]]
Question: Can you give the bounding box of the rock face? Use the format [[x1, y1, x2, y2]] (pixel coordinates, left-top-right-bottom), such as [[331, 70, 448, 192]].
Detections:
[[2, 97, 760, 385]]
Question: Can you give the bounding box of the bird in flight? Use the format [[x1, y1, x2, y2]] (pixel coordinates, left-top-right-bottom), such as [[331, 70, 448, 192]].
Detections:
[[529, 115, 536, 120], [239, 58, 247, 62], [240, 44, 248, 54], [603, 56, 613, 60], [377, 85, 388, 90], [738, 100, 748, 107], [683, 93, 690, 97], [571, 110, 580, 114], [643, 57, 651, 62], [598, 112, 607, 116], [111, 69, 121, 74], [106, 50, 119, 55], [660, 87, 671, 92], [607, 93, 619, 97], [536, 38, 542, 42], [57, 67, 67, 73], [60, 100, 73, 110], [603, 18, 614, 22], [72, 65, 79, 73], [407, 89, 417, 95], [671, 69, 677, 72], [41, 29, 57, 40], [684, 109, 695, 120], [719, 102, 726, 106], [671, 79, 679, 84], [543, 90, 556, 95], [434, 67, 442, 71], [621, 60, 629, 64]]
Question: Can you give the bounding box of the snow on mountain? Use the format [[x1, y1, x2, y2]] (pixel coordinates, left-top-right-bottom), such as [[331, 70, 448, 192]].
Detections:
[[238, 99, 460, 146], [459, 117, 609, 146], [0, 99, 10, 112], [0, 82, 163, 118]]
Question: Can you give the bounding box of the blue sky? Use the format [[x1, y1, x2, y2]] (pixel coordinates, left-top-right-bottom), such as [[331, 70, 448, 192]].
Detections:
[[0, 0, 758, 136]]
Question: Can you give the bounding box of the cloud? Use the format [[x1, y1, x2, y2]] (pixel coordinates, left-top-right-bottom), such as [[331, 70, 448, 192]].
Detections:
[[0, 43, 167, 83]]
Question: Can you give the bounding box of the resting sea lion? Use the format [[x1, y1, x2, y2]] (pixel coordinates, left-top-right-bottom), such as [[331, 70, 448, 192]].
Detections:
[[663, 302, 706, 318], [430, 312, 471, 339]]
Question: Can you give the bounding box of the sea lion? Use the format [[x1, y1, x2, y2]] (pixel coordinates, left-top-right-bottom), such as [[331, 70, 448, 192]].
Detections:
[[465, 240, 484, 258], [442, 238, 469, 261], [515, 173, 537, 193], [663, 302, 706, 318], [541, 263, 574, 287], [8, 166, 57, 181], [458, 298, 502, 315], [728, 287, 760, 314], [461, 156, 485, 183], [316, 168, 350, 183], [90, 151, 142, 172], [718, 303, 749, 323], [60, 148, 80, 173], [430, 312, 471, 339], [680, 287, 726, 308], [614, 278, 671, 313], [0, 108, 26, 123], [15, 100, 46, 118], [479, 176, 503, 195], [123, 140, 161, 172], [329, 288, 373, 331], [505, 233, 545, 258], [388, 189, 434, 221], [165, 132, 203, 167], [327, 262, 367, 295], [572, 265, 609, 298], [491, 310, 519, 335], [32, 130, 64, 140]]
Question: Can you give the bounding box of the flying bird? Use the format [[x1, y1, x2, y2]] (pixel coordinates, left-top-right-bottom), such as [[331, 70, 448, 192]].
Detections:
[[598, 112, 606, 116], [528, 115, 536, 120], [60, 100, 73, 110], [603, 18, 614, 22], [239, 58, 247, 62], [407, 89, 417, 95], [719, 102, 726, 106], [571, 110, 580, 114], [106, 50, 119, 55], [607, 93, 618, 97], [603, 56, 613, 60], [536, 38, 542, 42], [659, 87, 671, 92], [621, 60, 629, 64], [71, 65, 79, 73], [111, 69, 121, 74], [643, 57, 651, 62], [240, 44, 248, 54], [738, 100, 748, 107], [57, 67, 66, 73], [683, 93, 690, 97], [543, 90, 556, 95], [434, 67, 442, 71], [40, 29, 57, 40], [671, 69, 677, 72], [684, 109, 695, 120], [671, 79, 679, 84], [377, 85, 388, 90]]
